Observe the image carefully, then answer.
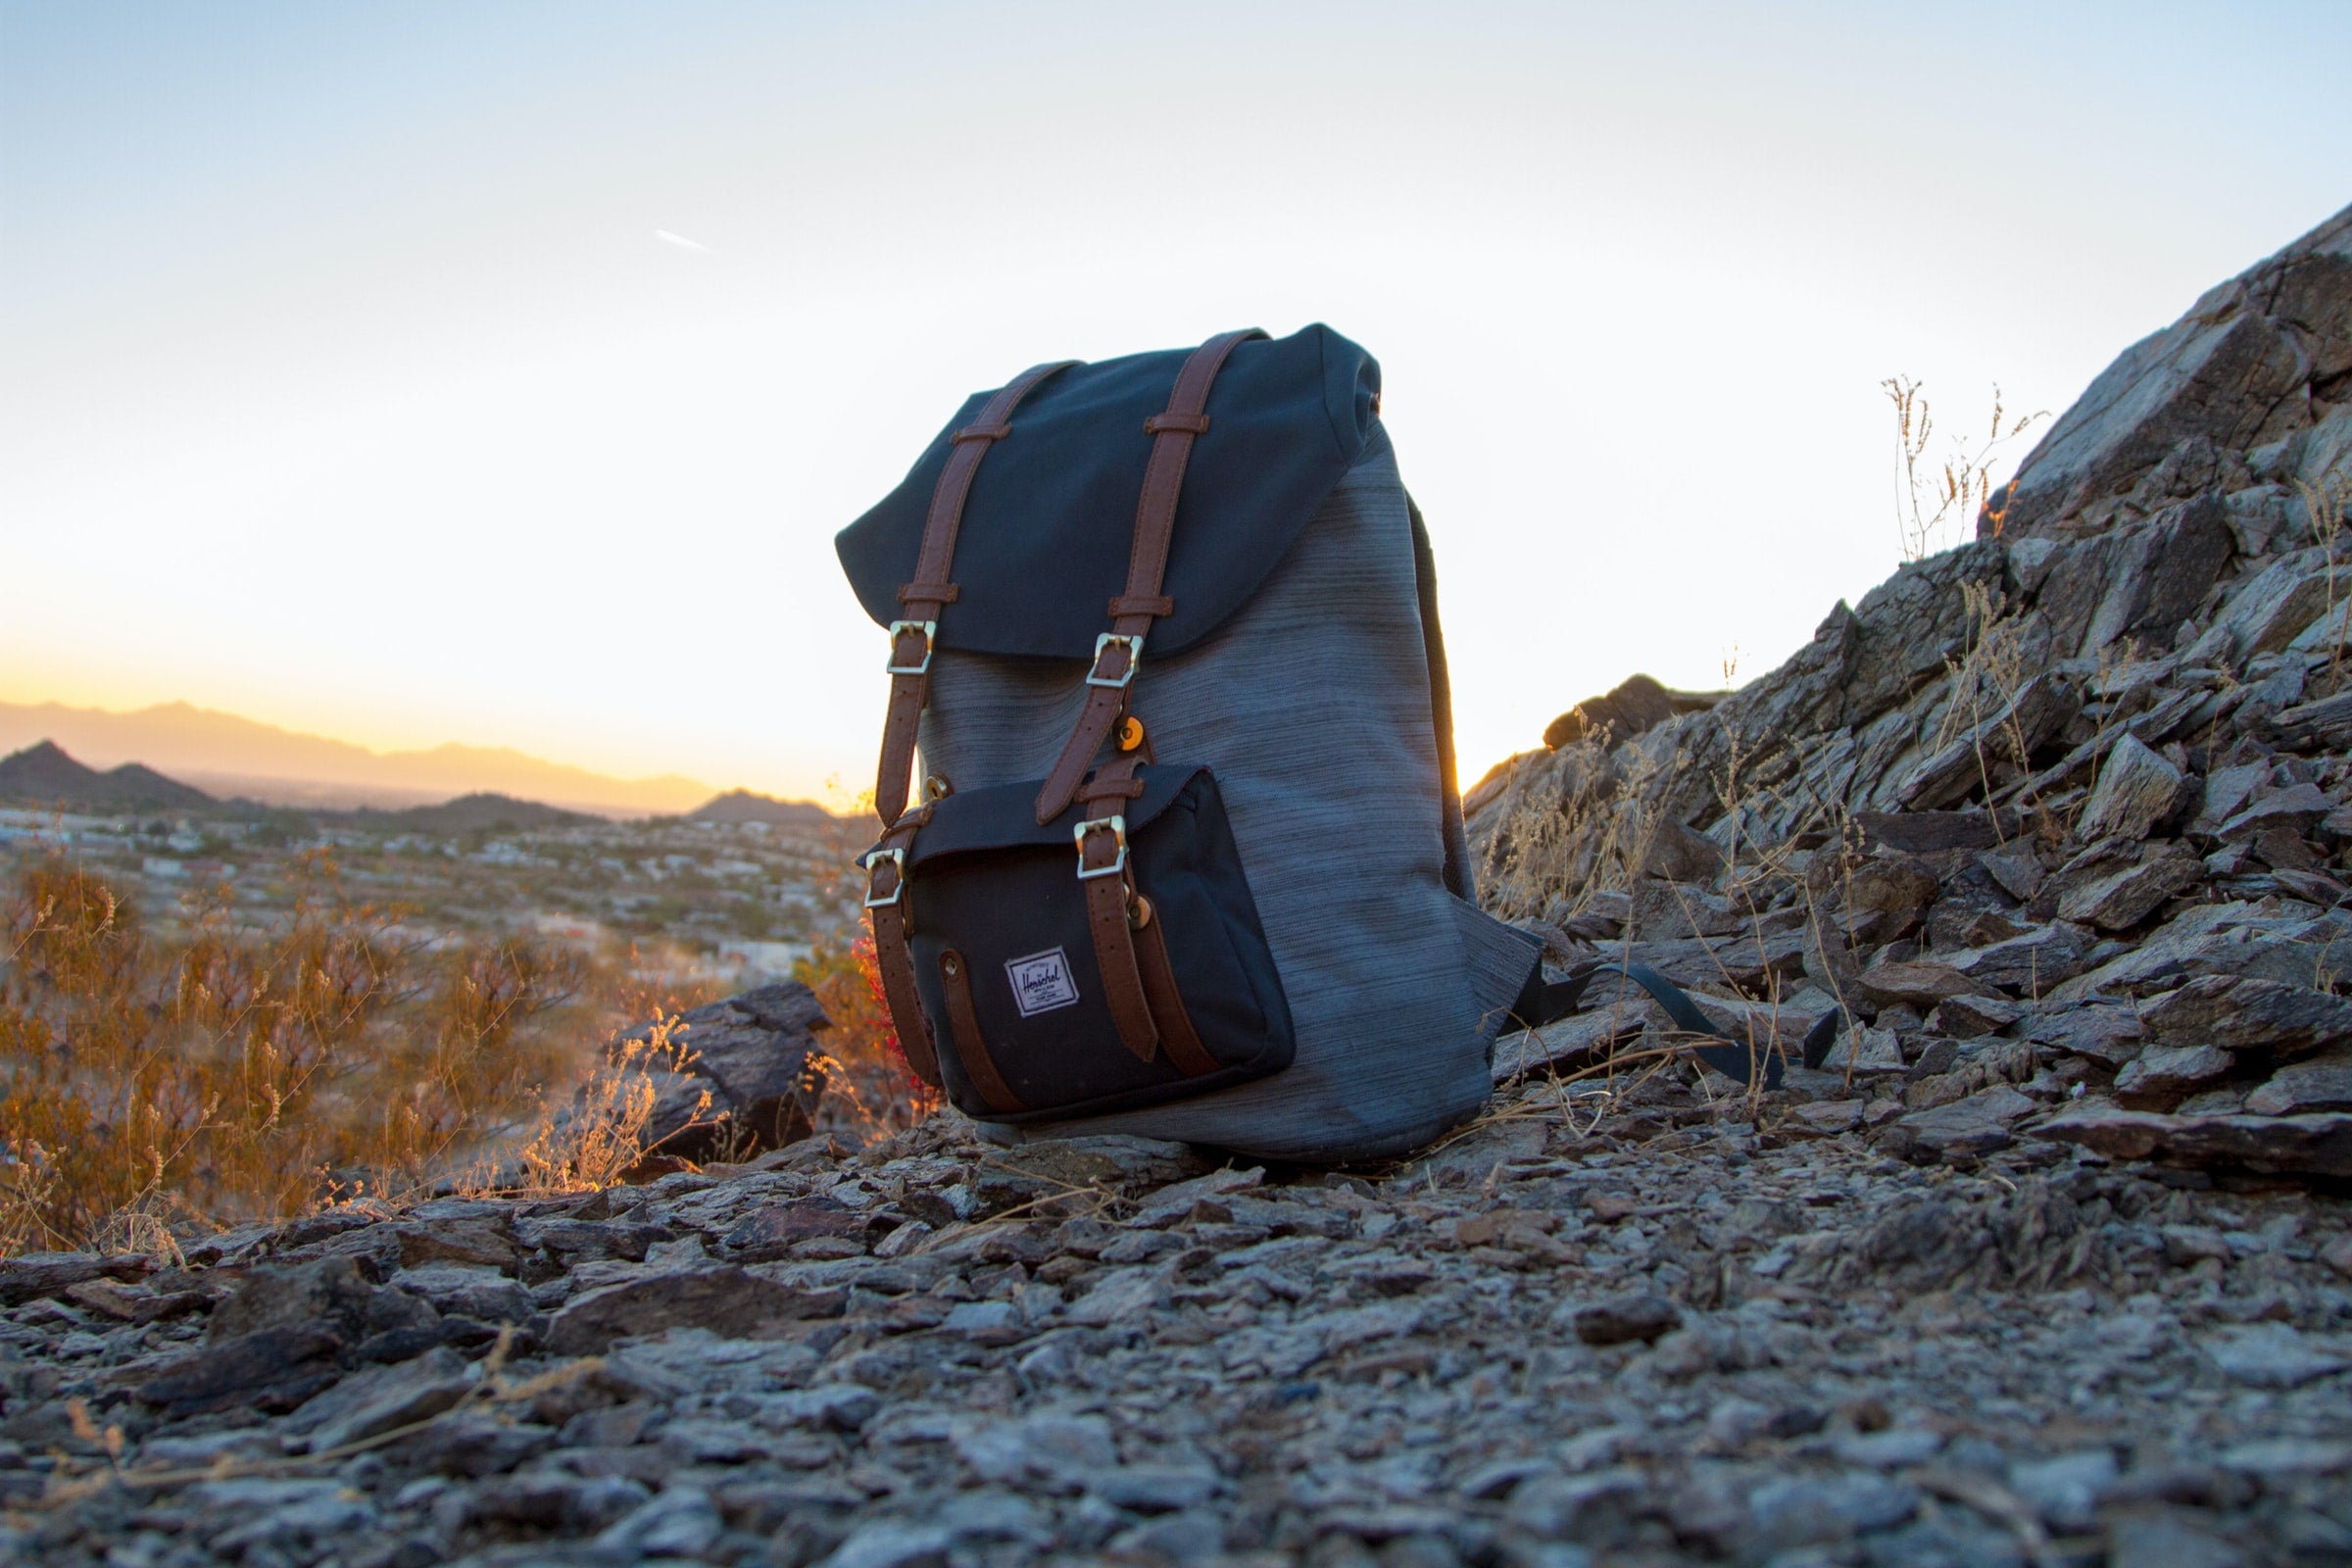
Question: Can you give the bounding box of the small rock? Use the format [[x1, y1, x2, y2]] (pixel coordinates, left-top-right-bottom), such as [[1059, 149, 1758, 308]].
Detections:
[[1063, 1265, 1169, 1328], [124, 1325, 346, 1417], [2216, 1438, 2352, 1477], [1571, 1293, 1680, 1346], [2009, 1448, 2117, 1532], [2218, 781, 2331, 844], [1088, 1463, 1224, 1512], [2105, 1512, 2247, 1568], [1832, 1428, 1944, 1469], [289, 1346, 473, 1452], [2204, 1322, 2351, 1388], [955, 1412, 1112, 1491], [2141, 975, 2352, 1058], [594, 1485, 724, 1558], [1746, 1472, 1920, 1547], [1925, 994, 2027, 1038], [2058, 849, 2205, 931], [2079, 734, 2187, 842], [1894, 1084, 2036, 1156], [817, 1521, 954, 1568], [2244, 1054, 2352, 1114], [2117, 1045, 2237, 1105]]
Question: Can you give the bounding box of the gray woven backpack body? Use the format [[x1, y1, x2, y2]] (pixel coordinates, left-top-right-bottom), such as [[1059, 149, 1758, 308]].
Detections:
[[836, 326, 1542, 1161]]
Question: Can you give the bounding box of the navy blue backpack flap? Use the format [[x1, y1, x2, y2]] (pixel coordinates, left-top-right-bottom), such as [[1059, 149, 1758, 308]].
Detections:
[[870, 764, 1294, 1123]]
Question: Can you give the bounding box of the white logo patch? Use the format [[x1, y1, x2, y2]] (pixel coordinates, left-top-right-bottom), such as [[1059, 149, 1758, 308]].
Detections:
[[1004, 948, 1081, 1017]]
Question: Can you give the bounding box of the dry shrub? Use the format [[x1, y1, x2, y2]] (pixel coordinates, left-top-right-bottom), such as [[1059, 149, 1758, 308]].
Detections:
[[515, 1013, 702, 1191], [1477, 735, 1667, 924], [1886, 375, 2046, 561], [0, 854, 589, 1256], [795, 931, 939, 1139]]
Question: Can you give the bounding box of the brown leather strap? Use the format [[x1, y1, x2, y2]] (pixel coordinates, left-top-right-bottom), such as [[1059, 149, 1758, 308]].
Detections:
[[875, 359, 1078, 827], [1080, 806, 1158, 1063], [938, 949, 1027, 1116], [1033, 329, 1263, 824], [863, 812, 940, 1087], [1130, 900, 1217, 1077]]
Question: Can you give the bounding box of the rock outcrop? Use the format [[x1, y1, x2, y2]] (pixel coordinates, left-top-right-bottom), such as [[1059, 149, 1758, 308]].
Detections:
[[1472, 200, 2352, 1188]]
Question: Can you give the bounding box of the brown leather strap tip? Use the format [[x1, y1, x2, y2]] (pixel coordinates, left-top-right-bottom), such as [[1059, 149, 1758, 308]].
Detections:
[[939, 950, 1026, 1115], [1131, 899, 1218, 1077]]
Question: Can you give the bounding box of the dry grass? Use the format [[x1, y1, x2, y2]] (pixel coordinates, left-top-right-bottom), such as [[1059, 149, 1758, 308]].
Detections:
[[513, 1014, 703, 1192], [0, 854, 652, 1257], [1478, 736, 1668, 925], [2300, 472, 2351, 688], [1886, 376, 2046, 561]]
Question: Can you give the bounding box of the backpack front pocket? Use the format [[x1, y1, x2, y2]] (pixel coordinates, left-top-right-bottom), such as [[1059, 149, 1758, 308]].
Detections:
[[869, 764, 1293, 1122]]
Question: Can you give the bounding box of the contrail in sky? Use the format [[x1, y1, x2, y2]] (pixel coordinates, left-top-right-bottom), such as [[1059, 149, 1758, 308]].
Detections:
[[654, 229, 711, 254]]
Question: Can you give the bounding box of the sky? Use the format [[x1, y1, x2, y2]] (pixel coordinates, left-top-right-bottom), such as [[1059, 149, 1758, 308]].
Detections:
[[4, 1, 2349, 806]]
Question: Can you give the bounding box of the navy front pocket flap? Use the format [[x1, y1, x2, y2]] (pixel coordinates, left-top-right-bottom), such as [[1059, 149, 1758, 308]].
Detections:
[[890, 764, 1206, 872]]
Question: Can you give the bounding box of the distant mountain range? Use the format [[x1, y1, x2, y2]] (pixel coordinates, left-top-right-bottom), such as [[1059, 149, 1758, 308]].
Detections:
[[685, 789, 836, 828], [0, 740, 215, 811], [0, 700, 720, 817], [0, 737, 840, 835], [335, 793, 597, 833]]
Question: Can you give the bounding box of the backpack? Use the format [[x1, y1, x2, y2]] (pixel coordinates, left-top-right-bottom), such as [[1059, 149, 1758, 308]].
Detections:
[[835, 326, 1644, 1160]]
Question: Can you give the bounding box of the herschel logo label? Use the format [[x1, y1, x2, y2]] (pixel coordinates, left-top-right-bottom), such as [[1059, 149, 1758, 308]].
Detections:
[[1004, 949, 1080, 1016]]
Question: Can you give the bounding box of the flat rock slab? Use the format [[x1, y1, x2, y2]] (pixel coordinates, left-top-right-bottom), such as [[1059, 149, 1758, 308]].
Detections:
[[543, 1264, 845, 1354], [2033, 1106, 2352, 1177]]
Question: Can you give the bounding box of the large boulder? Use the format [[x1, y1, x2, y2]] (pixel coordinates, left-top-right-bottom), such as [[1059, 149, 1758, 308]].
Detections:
[[607, 982, 830, 1161]]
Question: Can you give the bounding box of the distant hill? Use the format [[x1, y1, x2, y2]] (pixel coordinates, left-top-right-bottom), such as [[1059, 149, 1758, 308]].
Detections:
[[0, 741, 214, 811], [687, 789, 836, 828], [0, 700, 717, 818], [340, 792, 596, 834]]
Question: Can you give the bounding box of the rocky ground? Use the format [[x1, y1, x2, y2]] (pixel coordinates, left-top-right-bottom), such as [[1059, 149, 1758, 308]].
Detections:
[[6, 197, 2351, 1568], [4, 1074, 2349, 1568]]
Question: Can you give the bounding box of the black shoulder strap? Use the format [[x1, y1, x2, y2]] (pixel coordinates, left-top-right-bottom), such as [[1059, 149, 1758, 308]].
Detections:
[[1510, 959, 1793, 1090]]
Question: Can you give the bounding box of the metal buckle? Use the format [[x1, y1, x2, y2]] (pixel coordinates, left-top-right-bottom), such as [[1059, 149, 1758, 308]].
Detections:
[[1074, 815, 1128, 880], [884, 620, 937, 677], [861, 847, 906, 907], [1084, 632, 1143, 690]]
